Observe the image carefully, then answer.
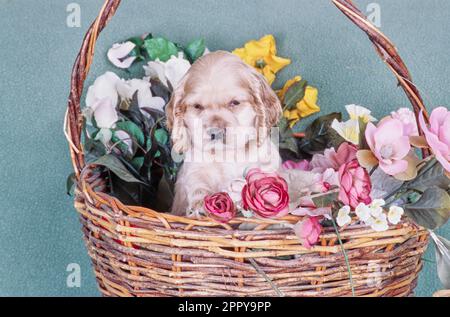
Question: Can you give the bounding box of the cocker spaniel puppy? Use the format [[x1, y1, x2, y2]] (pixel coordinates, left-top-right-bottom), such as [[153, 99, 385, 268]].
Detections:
[[166, 51, 282, 215]]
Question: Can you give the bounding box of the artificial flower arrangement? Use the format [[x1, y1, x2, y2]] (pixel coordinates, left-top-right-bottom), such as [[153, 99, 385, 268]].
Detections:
[[74, 33, 450, 288]]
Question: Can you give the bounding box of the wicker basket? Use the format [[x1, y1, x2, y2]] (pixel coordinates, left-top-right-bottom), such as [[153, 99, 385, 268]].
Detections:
[[65, 0, 431, 297]]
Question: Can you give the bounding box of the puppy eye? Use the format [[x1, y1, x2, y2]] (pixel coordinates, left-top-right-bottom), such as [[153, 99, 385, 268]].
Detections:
[[193, 104, 204, 111], [229, 100, 240, 107]]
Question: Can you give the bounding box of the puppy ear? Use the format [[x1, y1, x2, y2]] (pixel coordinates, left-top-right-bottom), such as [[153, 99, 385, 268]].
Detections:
[[165, 78, 190, 154], [250, 70, 282, 143]]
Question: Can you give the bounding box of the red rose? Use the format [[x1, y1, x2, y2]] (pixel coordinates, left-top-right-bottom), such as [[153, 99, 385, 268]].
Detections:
[[204, 192, 236, 223], [338, 159, 372, 209], [241, 168, 289, 218]]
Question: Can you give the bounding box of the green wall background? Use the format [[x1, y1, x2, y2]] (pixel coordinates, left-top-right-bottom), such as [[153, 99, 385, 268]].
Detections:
[[0, 0, 448, 296]]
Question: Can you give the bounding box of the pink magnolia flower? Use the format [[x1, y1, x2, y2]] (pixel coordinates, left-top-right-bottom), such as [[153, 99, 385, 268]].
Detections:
[[282, 160, 311, 171], [204, 192, 236, 223], [310, 142, 358, 172], [391, 107, 419, 136], [294, 217, 322, 249], [338, 159, 372, 209], [365, 118, 411, 175], [419, 107, 450, 173], [241, 168, 289, 218]]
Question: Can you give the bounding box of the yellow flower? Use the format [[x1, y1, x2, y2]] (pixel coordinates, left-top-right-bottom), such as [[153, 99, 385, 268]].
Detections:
[[331, 119, 360, 145], [346, 104, 377, 123], [279, 76, 320, 127], [233, 34, 291, 85]]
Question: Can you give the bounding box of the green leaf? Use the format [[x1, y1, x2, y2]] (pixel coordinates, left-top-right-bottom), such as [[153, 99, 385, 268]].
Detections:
[[66, 172, 76, 196], [312, 191, 339, 208], [93, 154, 145, 184], [116, 121, 145, 146], [127, 36, 144, 48], [406, 158, 450, 192], [279, 137, 299, 156], [131, 156, 145, 171], [358, 118, 369, 149], [429, 232, 450, 289], [298, 112, 344, 155], [404, 187, 450, 230], [154, 128, 169, 145], [184, 38, 206, 62], [143, 37, 179, 62], [283, 80, 307, 111]]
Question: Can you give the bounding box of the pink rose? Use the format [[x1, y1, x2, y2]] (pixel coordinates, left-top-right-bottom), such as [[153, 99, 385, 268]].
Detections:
[[204, 192, 236, 223], [312, 168, 340, 193], [391, 107, 419, 136], [419, 107, 450, 173], [310, 142, 358, 173], [282, 160, 311, 171], [241, 168, 289, 218], [365, 118, 411, 175], [294, 217, 322, 249], [338, 159, 372, 208]]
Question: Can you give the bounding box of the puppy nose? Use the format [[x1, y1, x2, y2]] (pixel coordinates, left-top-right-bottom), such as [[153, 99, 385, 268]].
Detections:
[[206, 127, 225, 141]]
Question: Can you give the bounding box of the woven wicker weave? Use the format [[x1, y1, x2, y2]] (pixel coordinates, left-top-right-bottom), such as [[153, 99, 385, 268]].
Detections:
[[65, 0, 430, 297]]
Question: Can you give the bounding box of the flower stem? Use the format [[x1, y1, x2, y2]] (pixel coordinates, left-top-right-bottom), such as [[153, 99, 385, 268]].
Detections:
[[331, 217, 356, 297], [248, 258, 284, 297]]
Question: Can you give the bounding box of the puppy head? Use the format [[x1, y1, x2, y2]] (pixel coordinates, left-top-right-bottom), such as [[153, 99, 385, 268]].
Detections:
[[166, 51, 281, 154]]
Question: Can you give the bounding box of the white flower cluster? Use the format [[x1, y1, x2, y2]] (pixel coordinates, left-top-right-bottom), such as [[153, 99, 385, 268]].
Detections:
[[82, 72, 166, 147], [337, 199, 404, 232]]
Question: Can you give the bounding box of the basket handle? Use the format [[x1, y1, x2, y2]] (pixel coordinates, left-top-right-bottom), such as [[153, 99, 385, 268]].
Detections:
[[65, 0, 430, 178], [65, 0, 122, 178]]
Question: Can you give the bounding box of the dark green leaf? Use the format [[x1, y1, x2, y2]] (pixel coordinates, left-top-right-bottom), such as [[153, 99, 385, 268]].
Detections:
[[283, 80, 307, 111], [184, 38, 206, 62], [279, 138, 299, 156], [358, 118, 369, 149], [93, 154, 145, 185], [143, 37, 179, 62], [298, 112, 344, 155], [404, 187, 450, 230], [116, 120, 145, 146], [127, 36, 144, 48], [150, 78, 171, 103], [131, 156, 145, 171], [406, 158, 450, 192]]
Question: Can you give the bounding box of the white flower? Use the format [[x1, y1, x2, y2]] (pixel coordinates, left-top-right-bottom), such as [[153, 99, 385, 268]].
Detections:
[[369, 199, 385, 218], [85, 71, 121, 110], [367, 213, 389, 232], [90, 98, 118, 129], [387, 206, 404, 225], [336, 206, 352, 227], [331, 119, 360, 145], [355, 203, 371, 222], [95, 128, 113, 146], [107, 41, 137, 69], [144, 52, 191, 90], [116, 79, 166, 112], [346, 104, 377, 123]]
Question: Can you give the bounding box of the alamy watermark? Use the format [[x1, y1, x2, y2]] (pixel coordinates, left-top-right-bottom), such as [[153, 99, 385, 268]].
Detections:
[[66, 263, 81, 288], [66, 3, 81, 28]]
